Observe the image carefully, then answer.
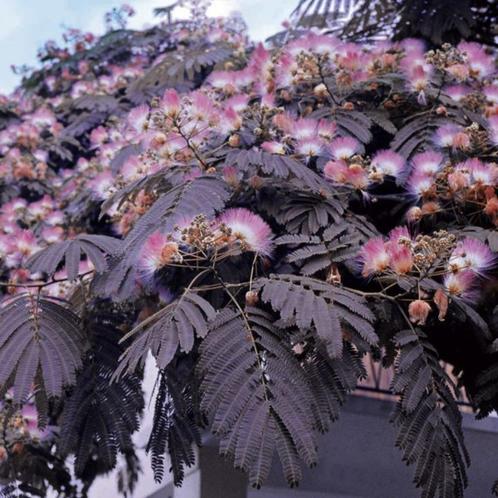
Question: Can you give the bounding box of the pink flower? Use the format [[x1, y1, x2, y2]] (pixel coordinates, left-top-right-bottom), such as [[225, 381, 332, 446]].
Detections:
[[488, 116, 498, 146], [386, 227, 413, 274], [225, 94, 249, 112], [89, 171, 115, 200], [222, 165, 240, 188], [458, 41, 494, 78], [217, 208, 273, 255], [484, 85, 498, 104], [412, 151, 444, 175], [41, 226, 64, 243], [317, 119, 337, 140], [208, 70, 236, 91], [290, 118, 318, 141], [408, 299, 431, 325], [359, 237, 390, 277], [160, 89, 181, 117], [138, 232, 182, 285], [324, 159, 349, 183], [408, 172, 434, 197], [389, 244, 413, 274], [90, 126, 108, 147], [369, 150, 405, 182], [467, 159, 498, 186], [407, 65, 431, 92], [121, 156, 146, 182], [445, 85, 471, 102], [127, 104, 149, 134], [218, 107, 242, 135], [444, 270, 476, 300], [434, 124, 471, 150], [18, 403, 54, 441], [261, 141, 286, 155], [446, 63, 469, 81], [15, 230, 40, 258], [448, 238, 495, 275], [388, 226, 411, 244], [295, 138, 323, 157], [329, 136, 361, 160]]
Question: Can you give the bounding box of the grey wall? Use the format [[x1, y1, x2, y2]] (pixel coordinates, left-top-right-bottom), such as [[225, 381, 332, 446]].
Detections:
[[146, 395, 498, 498]]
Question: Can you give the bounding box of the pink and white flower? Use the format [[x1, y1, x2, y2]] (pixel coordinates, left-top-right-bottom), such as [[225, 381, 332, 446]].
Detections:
[[329, 136, 361, 160], [216, 208, 273, 255], [444, 270, 476, 300], [370, 150, 405, 179], [359, 237, 390, 277], [411, 151, 444, 175], [448, 238, 495, 275], [138, 232, 182, 285]]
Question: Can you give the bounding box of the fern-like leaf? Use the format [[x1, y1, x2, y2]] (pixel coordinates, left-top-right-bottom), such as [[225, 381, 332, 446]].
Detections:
[[27, 234, 121, 280], [255, 274, 376, 357], [114, 292, 216, 379], [198, 307, 319, 488], [0, 294, 84, 402], [126, 43, 233, 104], [391, 328, 469, 498], [275, 220, 366, 274], [59, 309, 143, 478], [147, 363, 201, 485], [225, 148, 330, 193], [263, 189, 344, 235]]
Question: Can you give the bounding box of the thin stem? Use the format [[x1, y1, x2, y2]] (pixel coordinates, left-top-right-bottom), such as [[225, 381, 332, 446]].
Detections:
[[1, 270, 94, 290]]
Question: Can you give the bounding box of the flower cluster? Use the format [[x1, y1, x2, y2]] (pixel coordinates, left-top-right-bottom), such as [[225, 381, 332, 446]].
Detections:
[[359, 227, 495, 324], [324, 144, 406, 189], [406, 150, 498, 225], [138, 208, 273, 286]]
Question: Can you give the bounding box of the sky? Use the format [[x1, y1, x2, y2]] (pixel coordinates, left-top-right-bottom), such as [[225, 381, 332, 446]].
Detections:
[[0, 0, 292, 94]]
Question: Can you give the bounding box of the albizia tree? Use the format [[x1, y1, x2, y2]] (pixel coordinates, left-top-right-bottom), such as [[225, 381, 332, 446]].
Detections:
[[0, 1, 496, 497]]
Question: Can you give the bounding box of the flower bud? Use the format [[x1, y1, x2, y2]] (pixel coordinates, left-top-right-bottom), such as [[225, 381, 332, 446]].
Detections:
[[433, 288, 448, 321], [408, 299, 431, 325], [406, 206, 422, 222], [245, 290, 259, 306], [313, 83, 328, 98]]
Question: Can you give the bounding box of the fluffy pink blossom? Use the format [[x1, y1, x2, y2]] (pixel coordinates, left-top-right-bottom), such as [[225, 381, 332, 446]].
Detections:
[[445, 85, 471, 102], [160, 89, 181, 117], [217, 208, 273, 255], [434, 124, 469, 149], [127, 104, 149, 134], [329, 136, 361, 160], [295, 138, 323, 157], [261, 141, 286, 155], [21, 404, 53, 441], [458, 41, 495, 78], [448, 238, 495, 275], [488, 116, 498, 146], [408, 172, 434, 197], [412, 151, 444, 175], [89, 171, 115, 200], [444, 270, 477, 300], [359, 237, 390, 277], [484, 85, 498, 104], [138, 232, 182, 285], [290, 118, 319, 141], [370, 150, 405, 181], [323, 160, 349, 183], [225, 94, 249, 112]]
